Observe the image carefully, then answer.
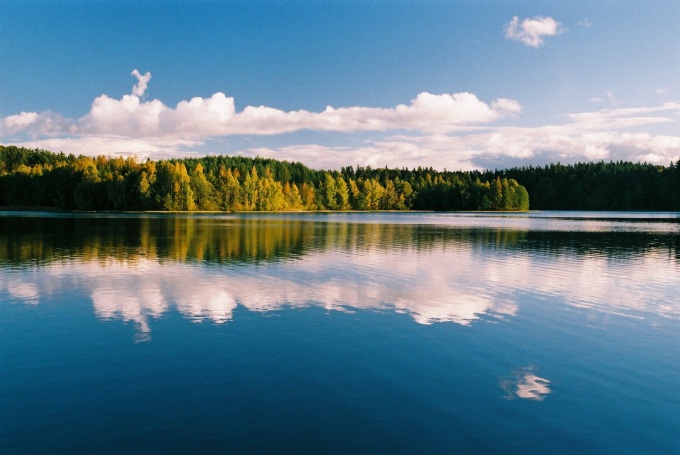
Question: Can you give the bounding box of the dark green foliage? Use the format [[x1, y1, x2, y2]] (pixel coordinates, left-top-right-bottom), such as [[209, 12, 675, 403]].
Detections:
[[486, 160, 680, 211], [0, 145, 529, 212]]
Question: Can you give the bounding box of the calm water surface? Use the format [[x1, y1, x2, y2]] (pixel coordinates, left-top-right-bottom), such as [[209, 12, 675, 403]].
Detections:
[[1, 211, 679, 453]]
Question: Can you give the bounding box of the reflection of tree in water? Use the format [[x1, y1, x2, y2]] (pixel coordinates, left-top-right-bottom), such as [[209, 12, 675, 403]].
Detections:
[[0, 215, 312, 266], [1, 214, 679, 267], [3, 214, 679, 341]]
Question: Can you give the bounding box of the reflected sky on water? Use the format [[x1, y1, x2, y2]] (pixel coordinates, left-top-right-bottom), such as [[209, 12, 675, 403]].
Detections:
[[2, 212, 679, 338], [1, 212, 679, 453]]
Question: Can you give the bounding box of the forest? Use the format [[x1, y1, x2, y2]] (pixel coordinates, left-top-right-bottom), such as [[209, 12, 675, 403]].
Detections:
[[0, 146, 529, 212], [486, 160, 680, 211]]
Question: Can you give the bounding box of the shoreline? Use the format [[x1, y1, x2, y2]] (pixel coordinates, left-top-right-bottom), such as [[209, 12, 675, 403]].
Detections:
[[0, 207, 533, 215]]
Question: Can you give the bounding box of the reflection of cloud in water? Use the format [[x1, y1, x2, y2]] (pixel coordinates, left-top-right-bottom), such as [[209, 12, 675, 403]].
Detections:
[[1, 247, 518, 337], [3, 232, 679, 338], [502, 366, 551, 401], [174, 288, 237, 324], [405, 295, 517, 326], [92, 286, 166, 335], [87, 262, 240, 330], [229, 250, 517, 326], [6, 280, 40, 304], [512, 252, 680, 319], [87, 259, 168, 339]]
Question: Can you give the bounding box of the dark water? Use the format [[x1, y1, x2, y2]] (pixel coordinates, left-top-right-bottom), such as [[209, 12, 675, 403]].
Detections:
[[1, 211, 679, 454]]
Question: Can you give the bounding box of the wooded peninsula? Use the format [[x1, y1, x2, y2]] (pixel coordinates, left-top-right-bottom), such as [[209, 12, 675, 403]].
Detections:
[[1, 145, 678, 212]]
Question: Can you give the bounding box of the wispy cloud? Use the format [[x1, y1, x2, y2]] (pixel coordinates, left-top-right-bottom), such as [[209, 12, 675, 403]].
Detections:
[[504, 16, 563, 48], [589, 91, 620, 106], [130, 69, 151, 97]]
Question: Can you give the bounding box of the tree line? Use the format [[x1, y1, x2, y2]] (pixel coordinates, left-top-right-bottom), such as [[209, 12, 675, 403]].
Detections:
[[0, 146, 529, 211], [485, 160, 680, 211]]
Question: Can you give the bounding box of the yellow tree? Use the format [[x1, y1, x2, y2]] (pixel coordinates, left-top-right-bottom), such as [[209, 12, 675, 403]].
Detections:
[[256, 169, 285, 211], [190, 163, 218, 210], [359, 178, 385, 210], [217, 166, 241, 210], [241, 166, 259, 211], [335, 176, 350, 210], [320, 173, 338, 210], [156, 161, 195, 211], [283, 182, 304, 210], [300, 182, 317, 210]]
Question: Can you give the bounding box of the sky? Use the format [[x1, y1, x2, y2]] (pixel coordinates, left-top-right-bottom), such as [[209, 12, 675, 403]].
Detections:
[[1, 0, 679, 171]]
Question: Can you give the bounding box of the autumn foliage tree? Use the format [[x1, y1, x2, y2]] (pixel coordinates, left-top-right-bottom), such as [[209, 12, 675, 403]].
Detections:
[[0, 145, 538, 212]]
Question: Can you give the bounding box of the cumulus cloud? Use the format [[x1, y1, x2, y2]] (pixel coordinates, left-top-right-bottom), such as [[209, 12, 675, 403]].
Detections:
[[1, 111, 72, 137], [2, 112, 38, 133], [505, 16, 562, 48], [1, 70, 679, 171], [1, 70, 520, 140], [407, 105, 680, 169], [75, 90, 517, 137], [231, 102, 680, 171]]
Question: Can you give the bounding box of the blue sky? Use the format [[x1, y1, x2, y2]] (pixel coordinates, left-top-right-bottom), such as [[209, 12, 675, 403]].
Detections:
[[1, 0, 679, 170]]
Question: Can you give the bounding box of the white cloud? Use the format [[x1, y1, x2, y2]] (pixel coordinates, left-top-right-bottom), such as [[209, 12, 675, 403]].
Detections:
[[2, 112, 38, 134], [1, 70, 520, 140], [10, 136, 201, 162], [85, 90, 514, 137], [1, 71, 679, 171], [505, 16, 562, 48], [232, 102, 680, 171], [567, 103, 680, 128], [131, 69, 151, 97], [80, 94, 167, 135], [1, 111, 72, 137]]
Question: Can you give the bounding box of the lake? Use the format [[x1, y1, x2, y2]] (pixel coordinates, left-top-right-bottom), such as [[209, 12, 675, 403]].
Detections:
[[1, 211, 679, 453]]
